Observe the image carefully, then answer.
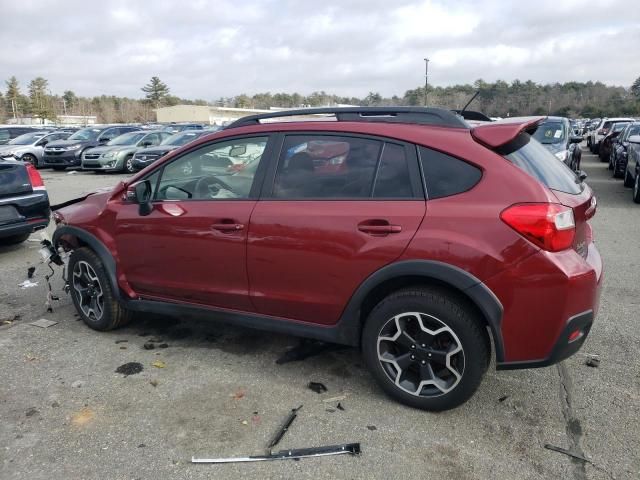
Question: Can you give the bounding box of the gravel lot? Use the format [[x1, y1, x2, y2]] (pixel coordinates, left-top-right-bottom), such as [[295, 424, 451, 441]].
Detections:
[[1, 148, 638, 479]]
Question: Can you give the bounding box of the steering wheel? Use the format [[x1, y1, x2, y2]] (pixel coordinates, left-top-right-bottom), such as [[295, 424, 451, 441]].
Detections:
[[194, 175, 233, 199]]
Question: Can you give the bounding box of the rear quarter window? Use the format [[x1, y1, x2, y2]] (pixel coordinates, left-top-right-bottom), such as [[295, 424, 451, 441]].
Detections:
[[502, 133, 582, 194], [418, 146, 482, 199]]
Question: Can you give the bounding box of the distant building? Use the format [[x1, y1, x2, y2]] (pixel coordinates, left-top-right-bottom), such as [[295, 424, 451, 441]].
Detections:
[[155, 105, 272, 126], [6, 114, 97, 126]]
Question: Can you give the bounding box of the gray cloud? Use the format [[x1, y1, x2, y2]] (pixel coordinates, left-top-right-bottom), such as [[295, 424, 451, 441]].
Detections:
[[1, 0, 639, 100]]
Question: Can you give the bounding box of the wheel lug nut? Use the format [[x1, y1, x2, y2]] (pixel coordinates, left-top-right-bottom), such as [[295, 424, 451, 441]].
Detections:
[[421, 344, 426, 348], [421, 360, 426, 365], [428, 353, 432, 357], [410, 354, 416, 360], [411, 345, 416, 349]]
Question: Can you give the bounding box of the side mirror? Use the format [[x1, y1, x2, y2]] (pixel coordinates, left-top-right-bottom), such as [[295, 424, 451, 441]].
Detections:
[[141, 141, 153, 147], [570, 136, 583, 144], [127, 180, 153, 216], [99, 137, 111, 144], [36, 140, 48, 147], [229, 145, 247, 157], [578, 170, 587, 182]]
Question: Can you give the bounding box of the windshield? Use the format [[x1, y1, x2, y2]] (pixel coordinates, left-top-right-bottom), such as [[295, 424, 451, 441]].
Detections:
[[162, 132, 202, 146], [532, 122, 565, 144], [107, 132, 146, 146], [8, 132, 45, 145], [68, 128, 101, 141], [625, 125, 640, 139], [504, 134, 582, 194]]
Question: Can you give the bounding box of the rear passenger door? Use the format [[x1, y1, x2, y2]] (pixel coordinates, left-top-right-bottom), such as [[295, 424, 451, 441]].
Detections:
[[247, 133, 426, 325]]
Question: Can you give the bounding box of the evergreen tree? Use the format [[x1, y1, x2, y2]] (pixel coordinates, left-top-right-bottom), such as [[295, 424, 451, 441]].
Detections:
[[631, 76, 640, 99], [5, 76, 21, 118], [141, 76, 170, 108]]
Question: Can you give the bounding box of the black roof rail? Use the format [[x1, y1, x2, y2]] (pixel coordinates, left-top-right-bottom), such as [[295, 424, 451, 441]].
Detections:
[[224, 106, 469, 129]]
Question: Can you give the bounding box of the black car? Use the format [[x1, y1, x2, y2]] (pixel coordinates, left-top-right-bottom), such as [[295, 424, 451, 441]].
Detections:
[[609, 122, 640, 178], [624, 134, 640, 203], [531, 117, 583, 172], [42, 125, 140, 170], [131, 129, 213, 171], [599, 122, 629, 162], [0, 127, 35, 145], [0, 159, 49, 245]]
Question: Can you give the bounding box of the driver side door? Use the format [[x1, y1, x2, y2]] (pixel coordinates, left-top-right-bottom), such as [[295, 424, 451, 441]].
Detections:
[[113, 134, 273, 310]]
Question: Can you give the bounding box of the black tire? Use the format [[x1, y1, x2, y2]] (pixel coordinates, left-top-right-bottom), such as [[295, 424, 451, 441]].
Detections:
[[587, 137, 592, 148], [22, 154, 39, 168], [362, 287, 489, 411], [612, 157, 622, 179], [0, 232, 30, 245], [52, 166, 66, 171], [68, 247, 132, 331], [123, 155, 135, 174], [624, 169, 634, 187], [608, 152, 614, 170], [633, 174, 640, 204]]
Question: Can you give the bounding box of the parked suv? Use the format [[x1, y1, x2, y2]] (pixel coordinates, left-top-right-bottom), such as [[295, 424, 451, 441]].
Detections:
[[43, 125, 140, 170], [131, 130, 211, 171], [51, 108, 602, 411], [588, 117, 634, 154], [531, 117, 583, 171]]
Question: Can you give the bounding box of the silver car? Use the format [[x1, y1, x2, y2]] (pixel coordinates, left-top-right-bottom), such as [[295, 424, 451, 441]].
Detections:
[[0, 131, 71, 168], [81, 130, 171, 173]]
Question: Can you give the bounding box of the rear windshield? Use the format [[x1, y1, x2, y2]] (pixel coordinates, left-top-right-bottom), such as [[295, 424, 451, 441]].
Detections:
[[532, 122, 565, 144], [503, 134, 582, 194]]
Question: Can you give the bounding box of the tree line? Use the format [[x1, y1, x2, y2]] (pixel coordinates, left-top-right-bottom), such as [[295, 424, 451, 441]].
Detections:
[[2, 75, 640, 124]]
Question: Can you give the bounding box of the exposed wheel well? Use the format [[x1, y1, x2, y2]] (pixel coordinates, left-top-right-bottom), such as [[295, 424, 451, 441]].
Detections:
[[358, 275, 494, 361]]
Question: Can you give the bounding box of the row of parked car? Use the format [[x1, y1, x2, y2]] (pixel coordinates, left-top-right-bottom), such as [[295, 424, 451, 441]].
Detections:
[[0, 124, 216, 174]]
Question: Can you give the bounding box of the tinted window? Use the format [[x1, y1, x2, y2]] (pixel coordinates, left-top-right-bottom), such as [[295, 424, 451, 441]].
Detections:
[[0, 130, 9, 143], [504, 134, 581, 194], [273, 135, 381, 198], [155, 136, 268, 200], [68, 128, 101, 141], [373, 143, 413, 198], [419, 146, 482, 199]]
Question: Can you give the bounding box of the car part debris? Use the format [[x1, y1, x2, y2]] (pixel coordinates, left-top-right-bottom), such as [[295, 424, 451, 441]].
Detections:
[[585, 355, 600, 368], [544, 444, 591, 463], [308, 382, 327, 394], [192, 442, 361, 464], [276, 339, 345, 364], [29, 318, 58, 328], [336, 402, 345, 411], [18, 280, 38, 289], [115, 362, 144, 376], [27, 266, 36, 279], [267, 405, 303, 451]]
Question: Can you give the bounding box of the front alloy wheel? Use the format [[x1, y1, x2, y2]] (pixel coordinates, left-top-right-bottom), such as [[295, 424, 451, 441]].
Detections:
[[72, 260, 104, 322], [377, 312, 464, 396]]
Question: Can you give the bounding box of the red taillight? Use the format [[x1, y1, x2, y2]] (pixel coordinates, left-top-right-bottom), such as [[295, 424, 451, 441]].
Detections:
[[500, 203, 575, 252], [25, 163, 45, 188]]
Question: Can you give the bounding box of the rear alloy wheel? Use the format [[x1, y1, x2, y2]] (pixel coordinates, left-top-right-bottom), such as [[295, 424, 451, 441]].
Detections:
[[633, 174, 640, 204], [362, 287, 488, 411], [69, 247, 132, 331], [124, 155, 135, 174], [22, 154, 39, 168]]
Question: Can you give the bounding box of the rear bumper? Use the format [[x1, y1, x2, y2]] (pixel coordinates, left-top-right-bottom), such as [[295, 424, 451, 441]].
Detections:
[[0, 191, 50, 238], [486, 242, 603, 367], [496, 310, 593, 369]]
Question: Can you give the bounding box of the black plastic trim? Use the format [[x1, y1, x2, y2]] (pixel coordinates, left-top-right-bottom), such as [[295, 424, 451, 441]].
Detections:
[[52, 226, 121, 299], [225, 107, 469, 129], [336, 259, 505, 359], [496, 310, 593, 370]]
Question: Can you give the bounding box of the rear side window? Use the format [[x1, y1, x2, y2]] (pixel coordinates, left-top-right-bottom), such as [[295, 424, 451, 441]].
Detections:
[[503, 133, 581, 194], [373, 143, 413, 198], [273, 135, 382, 198], [418, 146, 482, 199]]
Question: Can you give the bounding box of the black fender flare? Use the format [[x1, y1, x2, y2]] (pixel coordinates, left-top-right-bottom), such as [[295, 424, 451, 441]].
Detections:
[[336, 260, 505, 362], [52, 225, 122, 301]]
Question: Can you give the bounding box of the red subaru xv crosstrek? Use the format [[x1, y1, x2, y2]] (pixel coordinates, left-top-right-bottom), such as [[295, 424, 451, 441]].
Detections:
[[52, 107, 602, 411]]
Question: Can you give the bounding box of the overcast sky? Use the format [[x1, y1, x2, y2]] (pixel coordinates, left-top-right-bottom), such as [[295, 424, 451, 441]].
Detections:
[[2, 0, 639, 100]]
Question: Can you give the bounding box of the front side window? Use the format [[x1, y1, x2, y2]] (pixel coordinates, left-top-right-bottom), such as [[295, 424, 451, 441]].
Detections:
[[273, 135, 382, 198], [108, 132, 146, 146], [154, 136, 268, 201]]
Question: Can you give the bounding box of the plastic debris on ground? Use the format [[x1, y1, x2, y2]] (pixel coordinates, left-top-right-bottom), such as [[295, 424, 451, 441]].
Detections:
[[307, 382, 328, 394], [18, 280, 38, 289], [29, 318, 58, 328], [585, 355, 600, 368]]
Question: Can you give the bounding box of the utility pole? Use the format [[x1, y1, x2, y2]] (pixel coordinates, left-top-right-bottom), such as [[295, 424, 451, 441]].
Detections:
[[424, 58, 429, 106]]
